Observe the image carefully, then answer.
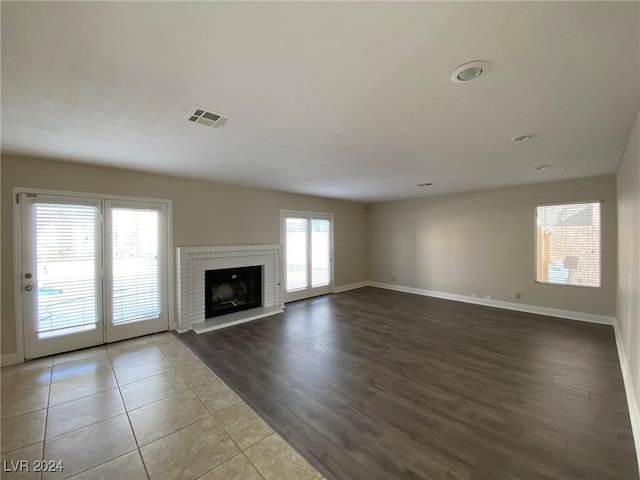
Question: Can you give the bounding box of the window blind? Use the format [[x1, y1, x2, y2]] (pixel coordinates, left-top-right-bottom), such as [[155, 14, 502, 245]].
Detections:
[[111, 208, 161, 324], [286, 217, 308, 292], [311, 219, 330, 287], [535, 202, 601, 287], [35, 203, 99, 338]]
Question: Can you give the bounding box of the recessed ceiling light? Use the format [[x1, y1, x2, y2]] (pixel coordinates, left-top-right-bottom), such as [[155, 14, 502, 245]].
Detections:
[[510, 134, 534, 143], [417, 182, 433, 187], [450, 61, 490, 83], [534, 165, 551, 171]]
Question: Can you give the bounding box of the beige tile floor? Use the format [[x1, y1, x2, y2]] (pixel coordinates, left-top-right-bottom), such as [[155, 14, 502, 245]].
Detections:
[[0, 333, 325, 480]]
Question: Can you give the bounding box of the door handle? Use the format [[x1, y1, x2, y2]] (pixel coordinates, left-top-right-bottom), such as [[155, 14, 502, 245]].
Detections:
[[24, 285, 33, 292]]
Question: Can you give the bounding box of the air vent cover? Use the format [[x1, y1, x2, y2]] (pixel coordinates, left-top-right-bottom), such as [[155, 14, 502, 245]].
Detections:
[[185, 106, 229, 128]]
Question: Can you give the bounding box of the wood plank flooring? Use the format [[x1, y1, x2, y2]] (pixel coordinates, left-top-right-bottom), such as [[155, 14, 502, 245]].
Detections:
[[179, 287, 638, 480]]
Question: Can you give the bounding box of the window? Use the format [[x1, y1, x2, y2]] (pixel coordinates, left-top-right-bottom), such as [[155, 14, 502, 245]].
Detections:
[[535, 202, 601, 287]]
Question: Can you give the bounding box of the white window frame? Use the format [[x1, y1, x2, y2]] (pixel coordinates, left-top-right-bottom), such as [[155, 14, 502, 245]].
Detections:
[[12, 187, 174, 362], [534, 199, 602, 289]]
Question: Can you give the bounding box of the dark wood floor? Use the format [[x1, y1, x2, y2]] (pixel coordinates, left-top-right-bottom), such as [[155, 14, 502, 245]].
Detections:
[[179, 287, 638, 480]]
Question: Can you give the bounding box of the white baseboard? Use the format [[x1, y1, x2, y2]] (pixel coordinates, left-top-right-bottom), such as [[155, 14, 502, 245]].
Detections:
[[1, 353, 20, 367], [333, 281, 369, 294], [367, 282, 615, 325], [613, 321, 640, 475]]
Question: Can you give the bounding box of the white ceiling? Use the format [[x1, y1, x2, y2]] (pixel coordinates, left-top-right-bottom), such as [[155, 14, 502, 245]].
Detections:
[[2, 2, 639, 203]]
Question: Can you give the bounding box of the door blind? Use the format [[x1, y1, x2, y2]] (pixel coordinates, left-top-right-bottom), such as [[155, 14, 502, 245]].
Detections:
[[535, 202, 601, 287], [286, 217, 308, 292], [34, 203, 99, 338], [111, 208, 161, 324], [311, 219, 330, 287]]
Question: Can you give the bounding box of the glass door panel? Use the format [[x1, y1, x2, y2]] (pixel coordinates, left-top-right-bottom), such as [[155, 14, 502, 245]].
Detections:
[[105, 201, 168, 342], [311, 219, 330, 287], [21, 195, 103, 359], [286, 217, 308, 292], [282, 212, 333, 302]]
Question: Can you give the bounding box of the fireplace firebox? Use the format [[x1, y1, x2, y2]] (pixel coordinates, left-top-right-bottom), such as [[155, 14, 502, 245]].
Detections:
[[204, 266, 263, 319]]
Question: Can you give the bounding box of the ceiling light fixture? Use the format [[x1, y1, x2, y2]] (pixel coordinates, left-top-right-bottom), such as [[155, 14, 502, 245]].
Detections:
[[450, 61, 490, 83], [534, 165, 551, 171], [417, 182, 433, 187], [510, 134, 534, 143]]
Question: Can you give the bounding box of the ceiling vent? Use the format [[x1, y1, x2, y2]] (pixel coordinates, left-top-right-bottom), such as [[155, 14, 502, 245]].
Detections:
[[185, 106, 229, 128]]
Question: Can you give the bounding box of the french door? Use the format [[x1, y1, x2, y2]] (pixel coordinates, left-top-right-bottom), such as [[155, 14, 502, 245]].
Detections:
[[19, 193, 169, 359], [104, 200, 168, 343], [281, 211, 333, 303]]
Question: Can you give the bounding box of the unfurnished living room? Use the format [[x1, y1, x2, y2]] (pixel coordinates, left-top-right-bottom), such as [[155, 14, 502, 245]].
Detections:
[[1, 2, 639, 479]]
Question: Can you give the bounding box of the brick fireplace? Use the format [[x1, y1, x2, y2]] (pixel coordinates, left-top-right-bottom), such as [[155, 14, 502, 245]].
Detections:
[[176, 245, 282, 333]]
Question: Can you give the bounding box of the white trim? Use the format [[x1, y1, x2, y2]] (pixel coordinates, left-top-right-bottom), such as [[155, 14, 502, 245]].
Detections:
[[0, 353, 19, 367], [12, 191, 25, 363], [12, 186, 172, 205], [333, 281, 369, 294], [189, 306, 284, 334], [367, 282, 615, 325], [613, 320, 640, 475], [166, 200, 175, 331]]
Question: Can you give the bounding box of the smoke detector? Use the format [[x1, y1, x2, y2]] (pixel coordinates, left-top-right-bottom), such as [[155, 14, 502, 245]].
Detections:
[[185, 106, 229, 128]]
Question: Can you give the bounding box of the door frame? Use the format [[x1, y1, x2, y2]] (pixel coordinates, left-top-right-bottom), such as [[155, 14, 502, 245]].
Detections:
[[279, 209, 334, 303], [12, 187, 174, 362]]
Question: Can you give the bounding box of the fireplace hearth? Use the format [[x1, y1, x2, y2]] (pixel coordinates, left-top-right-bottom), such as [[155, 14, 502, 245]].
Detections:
[[205, 265, 263, 319]]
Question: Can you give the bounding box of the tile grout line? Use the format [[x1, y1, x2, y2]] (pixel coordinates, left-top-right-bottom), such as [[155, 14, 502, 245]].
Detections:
[[111, 341, 152, 480], [51, 350, 143, 479], [108, 336, 247, 478], [242, 436, 273, 480], [6, 335, 312, 480], [175, 335, 325, 479], [40, 363, 53, 480], [156, 341, 264, 479], [129, 337, 257, 478]]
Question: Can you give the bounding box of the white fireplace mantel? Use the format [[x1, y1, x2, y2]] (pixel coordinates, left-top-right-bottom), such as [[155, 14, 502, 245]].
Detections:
[[176, 245, 283, 333]]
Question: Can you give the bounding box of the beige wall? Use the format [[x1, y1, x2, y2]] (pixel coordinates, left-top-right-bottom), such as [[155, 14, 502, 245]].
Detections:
[[1, 155, 368, 355], [617, 108, 640, 408], [368, 176, 617, 316], [0, 153, 626, 359]]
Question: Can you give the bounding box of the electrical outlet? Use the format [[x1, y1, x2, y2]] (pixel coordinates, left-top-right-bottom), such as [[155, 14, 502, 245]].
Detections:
[[483, 294, 491, 299], [392, 276, 396, 283], [515, 292, 522, 300]]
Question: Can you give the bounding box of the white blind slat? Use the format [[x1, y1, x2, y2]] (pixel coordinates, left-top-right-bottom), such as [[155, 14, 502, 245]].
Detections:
[[286, 217, 308, 292], [535, 202, 601, 287], [111, 208, 161, 324], [35, 204, 99, 338], [311, 219, 330, 287]]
